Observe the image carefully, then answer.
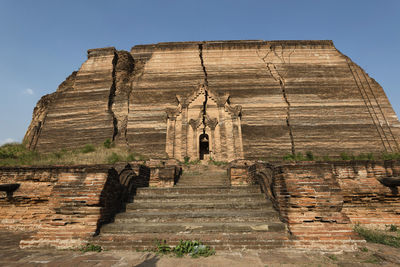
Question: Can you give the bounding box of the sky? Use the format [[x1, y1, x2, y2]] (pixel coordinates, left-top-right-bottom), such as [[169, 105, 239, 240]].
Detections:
[[0, 0, 399, 145]]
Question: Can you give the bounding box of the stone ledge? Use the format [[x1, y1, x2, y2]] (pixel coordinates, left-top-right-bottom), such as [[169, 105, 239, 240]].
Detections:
[[87, 47, 116, 58]]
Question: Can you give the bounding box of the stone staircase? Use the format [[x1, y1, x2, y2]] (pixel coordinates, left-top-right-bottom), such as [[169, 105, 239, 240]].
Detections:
[[176, 163, 229, 186], [94, 164, 289, 250]]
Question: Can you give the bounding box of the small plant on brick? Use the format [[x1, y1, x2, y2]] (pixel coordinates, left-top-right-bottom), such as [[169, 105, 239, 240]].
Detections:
[[184, 156, 190, 164], [103, 139, 113, 149], [305, 151, 314, 161], [322, 155, 331, 161], [359, 247, 368, 252], [283, 153, 295, 161], [208, 157, 228, 166], [80, 243, 102, 252], [327, 254, 338, 261], [340, 152, 351, 160], [154, 240, 215, 258], [155, 240, 172, 254], [382, 152, 400, 160], [107, 152, 121, 164], [363, 256, 380, 264], [386, 224, 398, 232], [81, 144, 95, 153], [126, 153, 137, 161], [186, 159, 200, 165]]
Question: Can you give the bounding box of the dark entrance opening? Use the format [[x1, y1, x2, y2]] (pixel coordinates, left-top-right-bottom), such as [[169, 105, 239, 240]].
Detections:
[[199, 133, 209, 160]]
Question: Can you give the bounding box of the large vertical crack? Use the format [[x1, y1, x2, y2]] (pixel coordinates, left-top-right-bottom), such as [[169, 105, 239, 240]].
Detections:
[[198, 43, 209, 133], [108, 53, 119, 141], [111, 50, 138, 147], [257, 46, 296, 155], [199, 43, 209, 86]]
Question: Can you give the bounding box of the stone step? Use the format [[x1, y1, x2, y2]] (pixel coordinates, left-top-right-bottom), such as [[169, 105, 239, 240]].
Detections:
[[177, 180, 228, 183], [135, 186, 260, 196], [177, 179, 228, 183], [133, 193, 265, 202], [177, 177, 228, 182], [176, 181, 229, 185], [95, 180, 287, 251], [132, 196, 266, 204], [177, 178, 228, 182], [101, 221, 286, 234], [114, 210, 280, 223], [125, 200, 272, 212], [175, 183, 229, 187], [93, 232, 289, 251], [99, 243, 286, 251], [178, 174, 227, 178]]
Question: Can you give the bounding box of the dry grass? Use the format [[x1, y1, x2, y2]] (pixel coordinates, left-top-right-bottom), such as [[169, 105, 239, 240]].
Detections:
[[0, 142, 148, 166], [355, 225, 400, 248]]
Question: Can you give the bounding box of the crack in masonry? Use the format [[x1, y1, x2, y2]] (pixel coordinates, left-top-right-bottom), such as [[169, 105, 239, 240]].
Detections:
[[338, 49, 399, 152], [257, 47, 296, 155], [198, 43, 209, 133], [198, 43, 209, 86], [108, 52, 119, 142], [346, 60, 389, 152], [360, 68, 400, 151]]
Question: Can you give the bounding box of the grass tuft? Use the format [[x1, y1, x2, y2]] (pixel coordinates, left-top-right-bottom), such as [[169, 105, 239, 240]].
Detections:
[[208, 157, 228, 166], [80, 243, 102, 252], [155, 239, 215, 258], [81, 144, 95, 153], [0, 142, 149, 166], [354, 225, 400, 248]]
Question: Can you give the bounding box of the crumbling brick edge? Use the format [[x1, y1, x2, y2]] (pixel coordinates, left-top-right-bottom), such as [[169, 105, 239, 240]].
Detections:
[[229, 159, 400, 251], [0, 161, 180, 249]]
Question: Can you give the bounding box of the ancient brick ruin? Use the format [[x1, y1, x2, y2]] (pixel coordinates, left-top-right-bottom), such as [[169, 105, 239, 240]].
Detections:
[[24, 40, 400, 160], [1, 40, 400, 251]]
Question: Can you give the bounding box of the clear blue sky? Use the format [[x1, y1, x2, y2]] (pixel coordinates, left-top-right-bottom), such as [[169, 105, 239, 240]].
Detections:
[[0, 0, 399, 145]]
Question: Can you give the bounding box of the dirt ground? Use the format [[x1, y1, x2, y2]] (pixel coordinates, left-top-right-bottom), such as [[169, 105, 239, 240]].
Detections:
[[1, 230, 400, 267]]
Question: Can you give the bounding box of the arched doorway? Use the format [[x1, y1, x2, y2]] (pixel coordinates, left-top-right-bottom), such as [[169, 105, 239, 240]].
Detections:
[[199, 133, 209, 160]]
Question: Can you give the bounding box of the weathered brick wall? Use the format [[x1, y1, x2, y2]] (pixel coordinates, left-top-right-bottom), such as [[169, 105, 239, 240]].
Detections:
[[1, 162, 181, 249], [146, 159, 180, 187], [0, 167, 60, 231], [273, 163, 362, 250], [254, 160, 400, 250], [228, 160, 256, 186], [333, 161, 400, 229], [0, 165, 125, 249], [20, 165, 124, 249]]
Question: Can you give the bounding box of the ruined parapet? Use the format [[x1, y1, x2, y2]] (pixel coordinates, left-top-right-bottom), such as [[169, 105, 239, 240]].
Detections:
[[249, 160, 400, 250]]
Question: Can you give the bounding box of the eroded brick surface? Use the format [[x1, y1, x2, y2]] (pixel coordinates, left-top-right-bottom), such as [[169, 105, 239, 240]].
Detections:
[[253, 160, 400, 250]]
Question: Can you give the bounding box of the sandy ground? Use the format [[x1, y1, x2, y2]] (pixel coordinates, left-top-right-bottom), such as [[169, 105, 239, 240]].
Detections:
[[1, 230, 400, 267]]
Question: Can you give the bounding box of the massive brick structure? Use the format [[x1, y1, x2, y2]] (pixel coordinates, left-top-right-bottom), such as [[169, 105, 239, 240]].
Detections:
[[24, 40, 400, 160]]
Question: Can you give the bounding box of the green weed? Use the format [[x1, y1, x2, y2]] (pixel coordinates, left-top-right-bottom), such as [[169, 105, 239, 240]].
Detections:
[[327, 254, 338, 261], [340, 152, 351, 160], [363, 256, 380, 264], [80, 243, 102, 252], [208, 157, 228, 166], [81, 144, 95, 153], [305, 151, 314, 161], [155, 240, 215, 258], [107, 152, 122, 164], [382, 152, 400, 160], [386, 224, 398, 232], [103, 139, 113, 149], [354, 225, 400, 248]]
